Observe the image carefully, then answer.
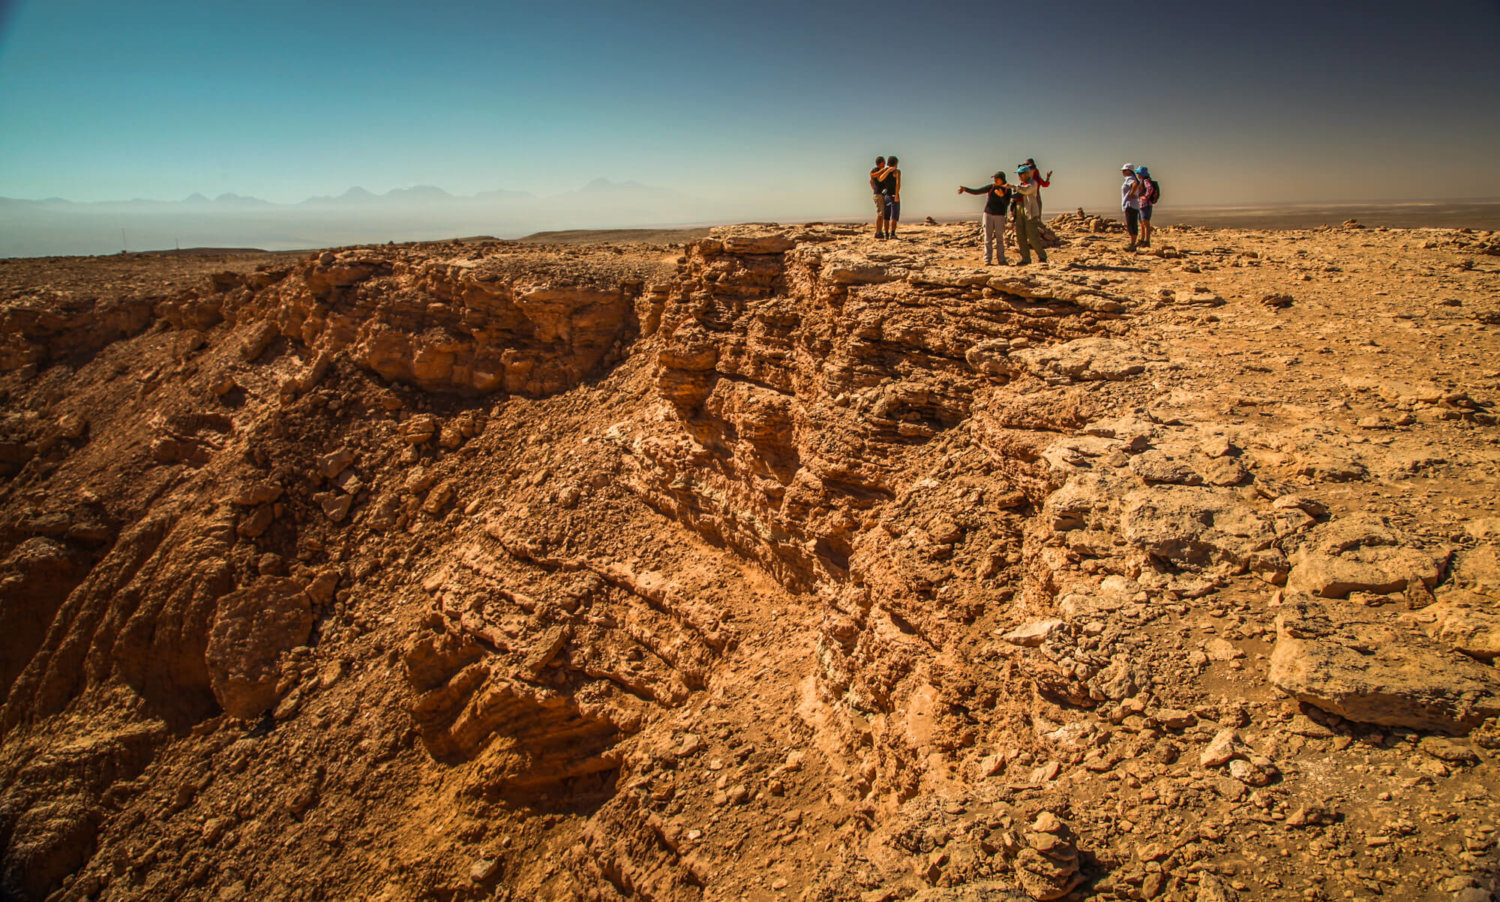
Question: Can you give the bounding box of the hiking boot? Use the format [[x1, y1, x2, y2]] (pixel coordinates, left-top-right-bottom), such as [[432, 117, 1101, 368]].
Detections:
[[1126, 242, 1137, 251], [875, 231, 886, 240], [1039, 253, 1049, 263]]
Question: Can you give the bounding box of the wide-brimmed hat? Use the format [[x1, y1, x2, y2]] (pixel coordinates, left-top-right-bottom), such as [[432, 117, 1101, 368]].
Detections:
[[1121, 162, 1136, 171], [1136, 166, 1151, 177]]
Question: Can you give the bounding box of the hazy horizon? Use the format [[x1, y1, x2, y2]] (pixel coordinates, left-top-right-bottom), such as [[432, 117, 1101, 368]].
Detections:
[[2, 0, 1498, 254]]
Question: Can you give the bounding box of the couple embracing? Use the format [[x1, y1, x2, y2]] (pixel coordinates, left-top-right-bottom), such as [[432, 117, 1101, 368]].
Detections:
[[869, 156, 901, 239]]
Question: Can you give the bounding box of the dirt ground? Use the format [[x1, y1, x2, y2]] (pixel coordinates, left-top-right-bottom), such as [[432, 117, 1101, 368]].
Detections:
[[1, 215, 1497, 902]]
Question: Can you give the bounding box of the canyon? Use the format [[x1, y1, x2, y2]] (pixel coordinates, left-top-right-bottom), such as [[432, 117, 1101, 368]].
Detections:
[[1, 217, 1499, 902]]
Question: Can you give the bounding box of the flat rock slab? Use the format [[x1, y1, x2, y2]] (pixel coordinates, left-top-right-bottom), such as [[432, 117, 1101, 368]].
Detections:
[[1012, 337, 1150, 383], [1426, 591, 1500, 660], [1269, 595, 1500, 733], [1287, 516, 1449, 598], [1120, 486, 1284, 577]]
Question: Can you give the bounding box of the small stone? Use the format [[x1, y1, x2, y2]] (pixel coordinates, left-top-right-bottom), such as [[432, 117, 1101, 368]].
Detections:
[[1204, 638, 1245, 662], [1228, 757, 1274, 786], [421, 480, 456, 515], [1201, 729, 1248, 767], [315, 491, 353, 522], [317, 447, 355, 478], [469, 858, 500, 883], [1031, 760, 1061, 783], [1286, 714, 1334, 738], [1136, 841, 1169, 862], [1032, 811, 1063, 835], [236, 504, 275, 538], [401, 414, 439, 445], [1153, 708, 1197, 729], [1419, 737, 1479, 765], [232, 480, 283, 506], [1002, 619, 1065, 647]]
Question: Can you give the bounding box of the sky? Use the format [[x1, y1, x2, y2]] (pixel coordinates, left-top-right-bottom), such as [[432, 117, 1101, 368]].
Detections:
[[2, 0, 1499, 225]]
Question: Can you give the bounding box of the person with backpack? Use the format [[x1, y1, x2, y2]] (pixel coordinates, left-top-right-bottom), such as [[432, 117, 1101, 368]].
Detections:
[[1135, 165, 1158, 248], [957, 171, 1014, 265], [1024, 158, 1054, 213], [1010, 163, 1048, 265], [1121, 163, 1143, 251], [870, 156, 888, 239]]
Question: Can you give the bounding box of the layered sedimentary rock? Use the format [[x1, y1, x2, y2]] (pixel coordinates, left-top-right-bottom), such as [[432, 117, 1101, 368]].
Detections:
[[1, 221, 1498, 901]]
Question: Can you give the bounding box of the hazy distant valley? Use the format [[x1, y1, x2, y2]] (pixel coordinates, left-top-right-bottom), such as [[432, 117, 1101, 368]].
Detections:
[[0, 180, 729, 257]]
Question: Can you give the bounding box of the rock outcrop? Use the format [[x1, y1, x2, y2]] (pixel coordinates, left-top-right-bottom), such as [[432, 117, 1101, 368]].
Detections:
[[1, 220, 1498, 902]]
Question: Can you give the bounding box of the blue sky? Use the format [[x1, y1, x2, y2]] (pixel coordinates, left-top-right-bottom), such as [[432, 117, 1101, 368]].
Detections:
[[2, 0, 1498, 217]]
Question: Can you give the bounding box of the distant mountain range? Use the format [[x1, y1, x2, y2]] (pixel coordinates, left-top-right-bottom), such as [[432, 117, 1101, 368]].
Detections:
[[0, 179, 694, 209], [0, 180, 721, 257]]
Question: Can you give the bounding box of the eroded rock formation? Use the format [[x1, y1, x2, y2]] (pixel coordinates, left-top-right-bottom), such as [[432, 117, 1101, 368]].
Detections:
[[1, 221, 1498, 901]]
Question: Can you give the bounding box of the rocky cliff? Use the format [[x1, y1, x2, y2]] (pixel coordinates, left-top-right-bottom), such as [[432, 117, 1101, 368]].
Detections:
[[1, 220, 1498, 901]]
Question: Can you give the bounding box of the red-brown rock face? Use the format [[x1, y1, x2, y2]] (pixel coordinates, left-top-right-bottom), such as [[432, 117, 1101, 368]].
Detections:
[[1, 223, 1498, 901]]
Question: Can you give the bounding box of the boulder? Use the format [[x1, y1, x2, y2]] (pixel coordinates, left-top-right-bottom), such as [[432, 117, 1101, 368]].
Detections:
[[1287, 516, 1449, 598], [205, 577, 314, 719], [721, 234, 794, 255], [1269, 595, 1500, 733], [1002, 620, 1065, 648], [1426, 592, 1500, 659], [1119, 486, 1283, 577], [1011, 337, 1150, 383]]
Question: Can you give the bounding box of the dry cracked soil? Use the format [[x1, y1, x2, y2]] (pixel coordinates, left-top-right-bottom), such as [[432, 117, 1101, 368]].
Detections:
[[2, 216, 1499, 902]]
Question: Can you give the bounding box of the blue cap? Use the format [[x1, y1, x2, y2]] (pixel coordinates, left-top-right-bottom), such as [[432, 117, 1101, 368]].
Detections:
[[1135, 166, 1151, 177]]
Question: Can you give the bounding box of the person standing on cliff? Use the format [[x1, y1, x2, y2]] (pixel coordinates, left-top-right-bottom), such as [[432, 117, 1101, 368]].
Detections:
[[957, 172, 1013, 265], [1011, 163, 1047, 265], [1121, 163, 1143, 251], [1135, 165, 1156, 248], [870, 156, 888, 239], [1024, 157, 1054, 214]]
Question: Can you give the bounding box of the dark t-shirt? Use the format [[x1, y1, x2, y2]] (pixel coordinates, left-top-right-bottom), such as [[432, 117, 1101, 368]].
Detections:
[[874, 169, 896, 195], [961, 184, 1012, 216]]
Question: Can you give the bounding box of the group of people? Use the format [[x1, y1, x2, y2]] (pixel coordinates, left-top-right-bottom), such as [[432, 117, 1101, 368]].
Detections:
[[954, 158, 1052, 265], [868, 156, 1162, 263]]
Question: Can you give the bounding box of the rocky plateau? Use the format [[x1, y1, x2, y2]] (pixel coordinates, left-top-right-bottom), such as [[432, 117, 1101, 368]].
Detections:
[[2, 216, 1499, 902]]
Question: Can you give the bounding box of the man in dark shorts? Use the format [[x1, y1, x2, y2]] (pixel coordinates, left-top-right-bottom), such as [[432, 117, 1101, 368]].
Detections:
[[957, 171, 1013, 265], [870, 156, 888, 239], [880, 156, 902, 239]]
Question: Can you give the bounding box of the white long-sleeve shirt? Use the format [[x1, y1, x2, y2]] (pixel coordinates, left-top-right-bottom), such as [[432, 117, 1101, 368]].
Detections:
[[1013, 180, 1041, 219]]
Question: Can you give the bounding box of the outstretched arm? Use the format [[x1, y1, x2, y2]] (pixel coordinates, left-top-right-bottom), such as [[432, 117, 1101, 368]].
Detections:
[[958, 186, 987, 195]]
